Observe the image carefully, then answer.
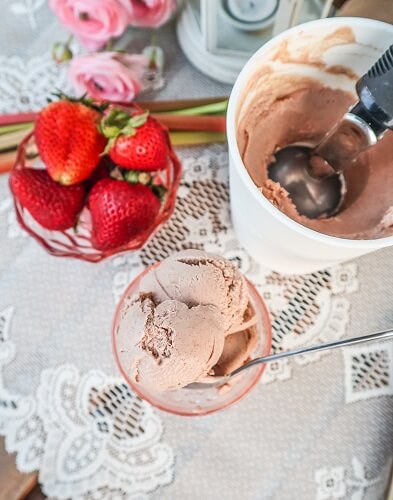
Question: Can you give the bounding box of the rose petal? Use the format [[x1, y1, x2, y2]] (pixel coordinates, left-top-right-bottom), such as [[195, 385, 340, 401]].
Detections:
[[68, 52, 147, 102]]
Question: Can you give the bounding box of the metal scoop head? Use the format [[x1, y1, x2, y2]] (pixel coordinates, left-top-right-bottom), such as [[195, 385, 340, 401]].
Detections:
[[268, 113, 377, 219], [268, 145, 344, 219]]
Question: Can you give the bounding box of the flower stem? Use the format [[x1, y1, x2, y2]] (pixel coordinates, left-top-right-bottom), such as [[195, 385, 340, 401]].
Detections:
[[0, 122, 34, 136], [0, 150, 17, 173], [159, 100, 228, 116], [150, 29, 158, 47], [169, 131, 226, 146], [0, 127, 34, 152], [154, 114, 226, 132]]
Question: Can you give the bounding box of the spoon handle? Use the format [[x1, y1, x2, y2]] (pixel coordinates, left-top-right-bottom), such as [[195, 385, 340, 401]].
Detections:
[[355, 44, 393, 136], [230, 328, 393, 377]]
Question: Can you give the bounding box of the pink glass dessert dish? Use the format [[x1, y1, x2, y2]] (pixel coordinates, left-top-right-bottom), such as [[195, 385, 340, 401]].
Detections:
[[112, 250, 272, 416], [11, 132, 182, 262]]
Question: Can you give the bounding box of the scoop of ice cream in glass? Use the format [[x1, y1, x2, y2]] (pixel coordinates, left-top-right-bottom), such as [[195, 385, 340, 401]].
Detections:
[[112, 250, 272, 415]]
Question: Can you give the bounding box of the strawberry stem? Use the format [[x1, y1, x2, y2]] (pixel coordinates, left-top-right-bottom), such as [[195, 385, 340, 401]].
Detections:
[[123, 170, 139, 183], [100, 108, 149, 142], [152, 184, 167, 201], [51, 90, 109, 114], [123, 170, 152, 185], [109, 167, 124, 180], [138, 172, 152, 185]]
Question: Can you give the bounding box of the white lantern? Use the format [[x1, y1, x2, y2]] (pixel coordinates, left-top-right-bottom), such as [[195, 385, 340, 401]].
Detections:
[[177, 0, 335, 83]]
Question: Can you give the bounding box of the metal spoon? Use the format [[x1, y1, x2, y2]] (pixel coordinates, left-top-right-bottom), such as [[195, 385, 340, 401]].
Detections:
[[268, 44, 393, 219], [190, 327, 393, 388]]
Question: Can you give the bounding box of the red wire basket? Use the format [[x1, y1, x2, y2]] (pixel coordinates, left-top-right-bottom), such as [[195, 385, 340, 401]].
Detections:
[[12, 131, 182, 262]]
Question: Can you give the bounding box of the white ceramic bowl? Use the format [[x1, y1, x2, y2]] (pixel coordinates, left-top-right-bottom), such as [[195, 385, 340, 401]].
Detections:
[[227, 17, 393, 274]]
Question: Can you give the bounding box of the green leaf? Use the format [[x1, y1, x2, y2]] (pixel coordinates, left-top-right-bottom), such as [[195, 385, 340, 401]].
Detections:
[[52, 41, 73, 63], [103, 108, 132, 132], [101, 137, 115, 156], [114, 111, 130, 121], [106, 108, 119, 121], [103, 126, 120, 138], [101, 108, 148, 140], [124, 170, 140, 183], [121, 126, 136, 137], [129, 112, 149, 128]]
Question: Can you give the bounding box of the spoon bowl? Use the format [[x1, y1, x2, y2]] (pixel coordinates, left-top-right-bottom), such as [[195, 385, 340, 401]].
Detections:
[[268, 145, 344, 219]]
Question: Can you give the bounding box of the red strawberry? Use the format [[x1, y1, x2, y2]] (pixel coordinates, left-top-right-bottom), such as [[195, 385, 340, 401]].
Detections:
[[35, 96, 107, 185], [89, 179, 160, 251], [101, 109, 168, 171], [9, 168, 85, 230]]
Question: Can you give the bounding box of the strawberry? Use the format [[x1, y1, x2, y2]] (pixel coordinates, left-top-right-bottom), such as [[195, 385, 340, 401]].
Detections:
[[101, 109, 168, 171], [9, 168, 85, 230], [89, 179, 160, 251], [35, 95, 107, 185]]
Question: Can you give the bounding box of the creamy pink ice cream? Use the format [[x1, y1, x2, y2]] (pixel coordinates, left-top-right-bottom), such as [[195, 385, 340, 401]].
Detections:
[[115, 250, 258, 390], [139, 250, 249, 332], [116, 294, 225, 390]]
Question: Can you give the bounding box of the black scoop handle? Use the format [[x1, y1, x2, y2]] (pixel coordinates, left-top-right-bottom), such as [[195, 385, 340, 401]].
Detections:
[[352, 44, 393, 136]]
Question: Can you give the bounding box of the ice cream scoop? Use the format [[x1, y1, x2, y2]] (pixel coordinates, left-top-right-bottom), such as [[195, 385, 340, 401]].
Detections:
[[268, 44, 393, 219], [115, 251, 259, 391], [116, 293, 225, 390], [139, 249, 249, 333]]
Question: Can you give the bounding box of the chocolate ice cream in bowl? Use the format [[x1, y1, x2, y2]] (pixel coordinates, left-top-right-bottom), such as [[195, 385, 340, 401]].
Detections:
[[112, 250, 272, 416], [227, 18, 393, 274]]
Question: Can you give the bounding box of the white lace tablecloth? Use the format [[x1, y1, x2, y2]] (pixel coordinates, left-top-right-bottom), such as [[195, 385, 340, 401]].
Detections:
[[1, 5, 393, 500]]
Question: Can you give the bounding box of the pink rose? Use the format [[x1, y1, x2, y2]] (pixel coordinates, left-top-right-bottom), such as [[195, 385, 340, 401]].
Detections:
[[128, 0, 176, 28], [68, 52, 147, 102], [49, 0, 132, 50]]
